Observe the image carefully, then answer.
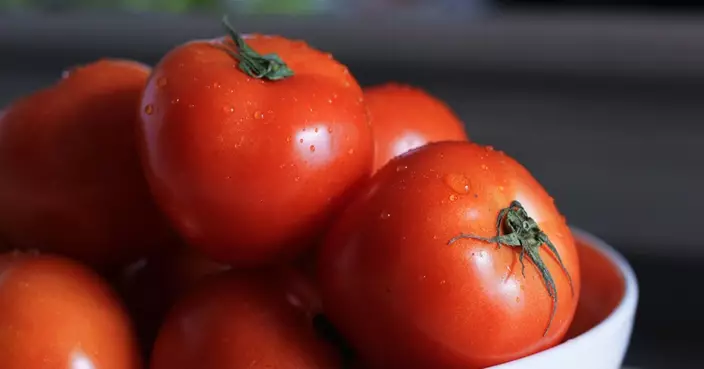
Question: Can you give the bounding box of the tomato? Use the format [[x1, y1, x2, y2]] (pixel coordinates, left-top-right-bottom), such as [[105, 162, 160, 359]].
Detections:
[[0, 60, 174, 271], [150, 269, 340, 369], [138, 23, 373, 266], [0, 252, 142, 369], [364, 83, 467, 172], [115, 244, 231, 356], [318, 141, 581, 369]]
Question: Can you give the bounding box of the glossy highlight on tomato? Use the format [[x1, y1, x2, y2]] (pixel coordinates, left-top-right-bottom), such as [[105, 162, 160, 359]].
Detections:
[[364, 83, 467, 172], [150, 269, 339, 369], [138, 29, 373, 266], [0, 252, 142, 369], [0, 59, 174, 270], [318, 141, 581, 369]]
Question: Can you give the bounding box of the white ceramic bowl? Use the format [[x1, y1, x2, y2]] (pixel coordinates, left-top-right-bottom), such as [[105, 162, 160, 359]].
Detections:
[[488, 228, 639, 369]]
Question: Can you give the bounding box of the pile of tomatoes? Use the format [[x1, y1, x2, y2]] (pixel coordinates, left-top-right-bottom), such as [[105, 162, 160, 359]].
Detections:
[[0, 20, 581, 369]]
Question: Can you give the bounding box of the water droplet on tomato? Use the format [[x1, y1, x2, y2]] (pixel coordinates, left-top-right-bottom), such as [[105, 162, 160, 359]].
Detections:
[[380, 212, 391, 220], [299, 138, 304, 143], [449, 194, 459, 202], [188, 104, 195, 109], [347, 148, 355, 155], [498, 186, 504, 192], [332, 93, 338, 99], [294, 176, 300, 182], [309, 145, 316, 152], [144, 104, 154, 115], [443, 173, 471, 194], [516, 297, 521, 303], [327, 98, 333, 104], [223, 106, 234, 113], [327, 127, 333, 133], [156, 77, 168, 87], [344, 80, 351, 87], [396, 165, 408, 172], [314, 127, 319, 133], [440, 280, 446, 285], [253, 111, 264, 119], [171, 98, 180, 104], [485, 145, 494, 152], [286, 136, 291, 143], [480, 164, 489, 170]]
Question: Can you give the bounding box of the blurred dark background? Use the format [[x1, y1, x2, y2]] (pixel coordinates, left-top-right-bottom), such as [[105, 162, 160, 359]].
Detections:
[[1, 1, 702, 368]]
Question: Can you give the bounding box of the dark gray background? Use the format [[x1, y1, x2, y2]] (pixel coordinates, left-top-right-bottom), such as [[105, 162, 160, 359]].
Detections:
[[1, 11, 702, 368]]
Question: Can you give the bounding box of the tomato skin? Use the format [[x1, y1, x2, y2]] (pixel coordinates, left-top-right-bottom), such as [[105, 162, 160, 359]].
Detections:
[[115, 244, 231, 356], [318, 141, 580, 369], [364, 83, 467, 172], [139, 36, 373, 266], [0, 252, 142, 369], [0, 60, 174, 270], [150, 269, 340, 369]]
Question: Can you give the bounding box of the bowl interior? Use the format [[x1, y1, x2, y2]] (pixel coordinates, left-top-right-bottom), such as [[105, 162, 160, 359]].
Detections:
[[564, 230, 627, 340]]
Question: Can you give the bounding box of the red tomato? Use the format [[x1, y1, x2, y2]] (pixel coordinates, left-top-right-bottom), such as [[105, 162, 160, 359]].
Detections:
[[115, 244, 231, 356], [364, 83, 467, 172], [0, 60, 174, 270], [138, 25, 373, 266], [150, 270, 340, 369], [0, 252, 142, 369], [318, 141, 581, 369]]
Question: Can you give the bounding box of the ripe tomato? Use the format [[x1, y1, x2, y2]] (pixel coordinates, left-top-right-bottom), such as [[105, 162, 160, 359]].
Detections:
[[0, 60, 174, 270], [150, 269, 340, 369], [0, 252, 142, 369], [364, 83, 467, 172], [318, 141, 581, 369], [115, 244, 231, 356], [138, 23, 373, 266]]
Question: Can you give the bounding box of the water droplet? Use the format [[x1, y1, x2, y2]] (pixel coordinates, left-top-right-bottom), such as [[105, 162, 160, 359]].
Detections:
[[213, 82, 221, 89], [439, 153, 445, 159], [314, 127, 319, 133], [344, 81, 351, 87], [171, 98, 180, 104], [485, 145, 494, 152], [449, 194, 459, 202], [432, 235, 439, 240], [188, 104, 195, 109], [144, 104, 154, 115], [332, 93, 338, 99], [396, 165, 408, 172], [156, 77, 168, 87], [498, 186, 504, 192], [327, 99, 333, 104], [380, 212, 391, 220], [294, 176, 300, 182], [302, 127, 307, 132], [440, 280, 446, 285], [309, 145, 316, 152], [253, 111, 264, 119], [516, 297, 521, 303], [326, 52, 334, 59], [443, 173, 471, 194], [347, 148, 355, 155], [299, 138, 304, 143], [327, 127, 333, 133], [223, 106, 234, 113], [480, 164, 489, 170]]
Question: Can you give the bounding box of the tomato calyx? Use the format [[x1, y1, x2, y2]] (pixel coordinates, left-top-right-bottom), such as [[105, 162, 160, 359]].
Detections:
[[221, 15, 294, 81], [448, 200, 574, 336]]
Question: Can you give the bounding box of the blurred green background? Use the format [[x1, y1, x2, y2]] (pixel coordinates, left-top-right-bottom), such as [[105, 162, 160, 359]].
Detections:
[[0, 0, 332, 13]]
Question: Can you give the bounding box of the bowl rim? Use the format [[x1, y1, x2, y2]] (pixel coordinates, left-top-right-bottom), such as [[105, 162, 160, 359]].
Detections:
[[488, 226, 639, 368]]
